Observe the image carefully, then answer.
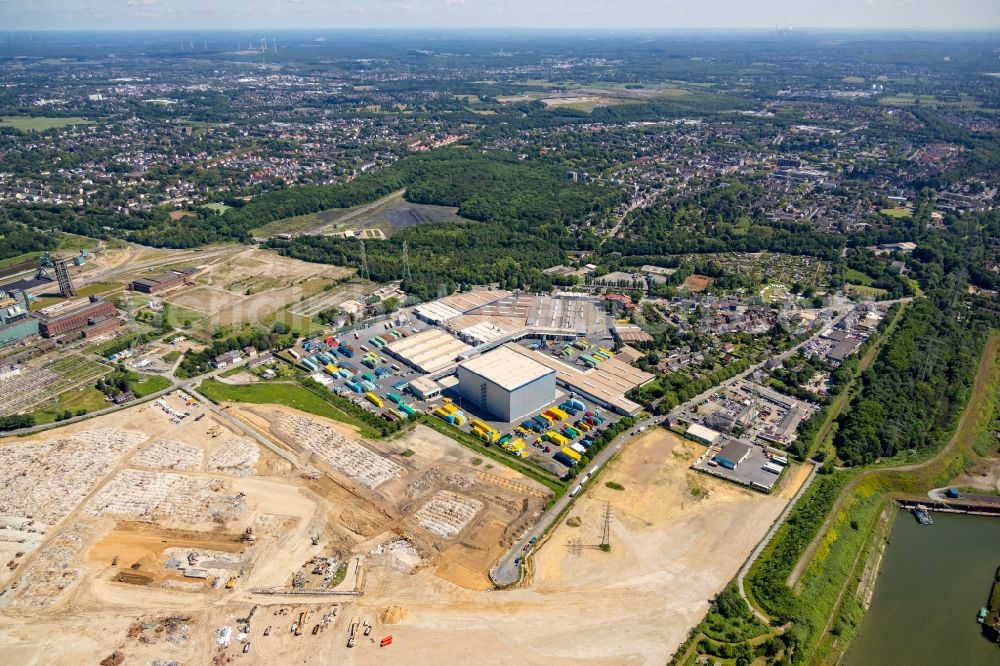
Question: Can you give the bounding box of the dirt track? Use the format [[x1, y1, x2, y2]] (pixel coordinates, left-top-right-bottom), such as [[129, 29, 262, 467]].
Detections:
[[0, 409, 792, 665], [787, 332, 1000, 590]]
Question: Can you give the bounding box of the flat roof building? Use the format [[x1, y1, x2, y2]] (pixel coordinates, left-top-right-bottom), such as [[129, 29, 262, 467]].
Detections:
[[456, 346, 556, 422], [38, 297, 117, 338], [503, 343, 653, 416], [613, 323, 654, 344], [408, 375, 443, 400], [384, 329, 472, 374], [687, 423, 722, 445], [128, 268, 197, 294]]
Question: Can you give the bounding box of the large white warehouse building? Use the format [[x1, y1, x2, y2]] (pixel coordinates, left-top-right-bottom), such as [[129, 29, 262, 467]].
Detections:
[[456, 346, 556, 422]]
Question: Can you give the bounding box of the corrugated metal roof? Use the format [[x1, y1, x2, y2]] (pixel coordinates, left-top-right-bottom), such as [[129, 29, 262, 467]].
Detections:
[[386, 329, 471, 373]]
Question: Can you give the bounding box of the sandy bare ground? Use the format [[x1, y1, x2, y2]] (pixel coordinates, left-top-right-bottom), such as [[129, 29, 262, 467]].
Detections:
[[0, 414, 788, 665], [162, 247, 352, 325]]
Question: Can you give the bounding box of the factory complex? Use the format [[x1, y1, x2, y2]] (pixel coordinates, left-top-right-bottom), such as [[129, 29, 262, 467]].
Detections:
[[376, 289, 653, 417], [291, 288, 657, 477]]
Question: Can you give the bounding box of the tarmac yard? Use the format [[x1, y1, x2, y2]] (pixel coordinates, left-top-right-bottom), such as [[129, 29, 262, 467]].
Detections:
[[0, 406, 795, 664]]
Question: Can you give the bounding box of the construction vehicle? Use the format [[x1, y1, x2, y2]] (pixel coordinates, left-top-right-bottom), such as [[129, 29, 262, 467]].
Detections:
[[226, 576, 237, 589], [296, 611, 307, 636], [311, 533, 321, 546], [347, 620, 357, 647], [264, 626, 272, 637]]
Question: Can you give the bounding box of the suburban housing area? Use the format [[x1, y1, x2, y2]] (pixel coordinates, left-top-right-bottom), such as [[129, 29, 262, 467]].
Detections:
[[0, 24, 998, 666]]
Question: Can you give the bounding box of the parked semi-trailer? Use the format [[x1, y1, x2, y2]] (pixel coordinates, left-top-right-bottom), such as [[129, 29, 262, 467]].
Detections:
[[553, 452, 578, 467], [561, 446, 582, 462], [522, 420, 542, 433]]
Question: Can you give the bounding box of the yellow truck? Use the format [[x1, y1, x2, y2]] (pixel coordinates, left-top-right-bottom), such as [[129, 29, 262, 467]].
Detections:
[[546, 431, 569, 447], [561, 446, 582, 462]]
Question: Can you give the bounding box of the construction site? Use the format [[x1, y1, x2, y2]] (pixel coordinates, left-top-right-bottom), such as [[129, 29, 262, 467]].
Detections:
[[0, 388, 804, 664]]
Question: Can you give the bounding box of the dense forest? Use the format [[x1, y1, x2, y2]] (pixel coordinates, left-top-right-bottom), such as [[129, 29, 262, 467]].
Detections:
[[834, 296, 992, 466], [268, 150, 621, 300], [0, 220, 57, 262], [606, 182, 847, 261]]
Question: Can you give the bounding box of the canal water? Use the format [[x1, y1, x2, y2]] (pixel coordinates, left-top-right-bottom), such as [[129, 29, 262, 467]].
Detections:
[[846, 510, 1000, 665]]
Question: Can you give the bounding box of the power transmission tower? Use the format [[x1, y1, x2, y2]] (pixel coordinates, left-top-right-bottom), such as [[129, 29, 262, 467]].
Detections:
[[358, 239, 369, 281], [601, 501, 612, 549], [401, 240, 412, 282]]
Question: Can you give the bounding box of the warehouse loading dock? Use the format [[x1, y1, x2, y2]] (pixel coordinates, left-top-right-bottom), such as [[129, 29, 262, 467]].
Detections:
[[504, 343, 653, 416]]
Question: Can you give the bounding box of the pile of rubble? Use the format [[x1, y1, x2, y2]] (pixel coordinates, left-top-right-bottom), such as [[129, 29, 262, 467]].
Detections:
[[273, 414, 403, 489], [412, 490, 483, 540], [207, 435, 259, 477], [131, 439, 203, 471], [0, 428, 146, 524], [86, 470, 246, 525]]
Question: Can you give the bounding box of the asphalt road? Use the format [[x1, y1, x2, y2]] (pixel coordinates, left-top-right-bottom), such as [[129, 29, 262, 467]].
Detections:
[[491, 303, 864, 587], [665, 304, 857, 426], [735, 461, 820, 623], [490, 413, 659, 586]]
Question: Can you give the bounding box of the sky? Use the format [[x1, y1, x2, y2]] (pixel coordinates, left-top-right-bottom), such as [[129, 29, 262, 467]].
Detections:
[[0, 0, 998, 31]]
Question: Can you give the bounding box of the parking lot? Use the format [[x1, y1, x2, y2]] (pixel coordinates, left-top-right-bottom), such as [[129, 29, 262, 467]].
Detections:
[[286, 307, 623, 477], [691, 441, 785, 492], [687, 378, 819, 450]]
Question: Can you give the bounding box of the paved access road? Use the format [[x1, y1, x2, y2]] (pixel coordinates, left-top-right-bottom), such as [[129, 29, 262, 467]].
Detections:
[[490, 413, 659, 586], [492, 303, 871, 587], [664, 304, 857, 425]]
